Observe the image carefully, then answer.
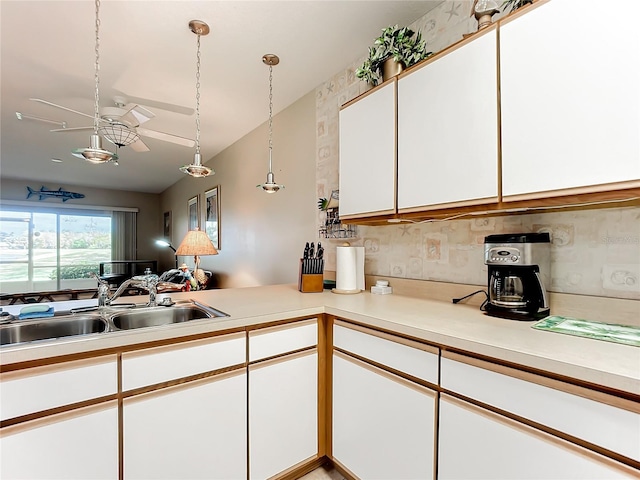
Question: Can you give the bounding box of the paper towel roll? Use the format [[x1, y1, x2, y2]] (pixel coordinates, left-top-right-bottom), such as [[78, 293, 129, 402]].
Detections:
[[336, 246, 358, 291], [335, 246, 365, 293]]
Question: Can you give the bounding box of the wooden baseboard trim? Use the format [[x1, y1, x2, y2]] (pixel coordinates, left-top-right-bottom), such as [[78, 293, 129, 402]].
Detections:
[[330, 457, 359, 480], [270, 455, 330, 480]]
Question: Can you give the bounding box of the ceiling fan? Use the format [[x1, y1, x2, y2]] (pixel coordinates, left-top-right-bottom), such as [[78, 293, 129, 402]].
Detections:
[[28, 96, 195, 152]]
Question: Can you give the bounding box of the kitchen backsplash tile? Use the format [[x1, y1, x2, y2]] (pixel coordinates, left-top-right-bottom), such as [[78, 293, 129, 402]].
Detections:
[[315, 2, 640, 301]]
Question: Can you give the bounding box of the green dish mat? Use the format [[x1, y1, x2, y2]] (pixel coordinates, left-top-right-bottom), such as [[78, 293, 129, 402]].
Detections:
[[533, 316, 640, 347]]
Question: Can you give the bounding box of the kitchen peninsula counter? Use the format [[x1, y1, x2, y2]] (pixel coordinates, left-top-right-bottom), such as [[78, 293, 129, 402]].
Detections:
[[1, 284, 638, 396]]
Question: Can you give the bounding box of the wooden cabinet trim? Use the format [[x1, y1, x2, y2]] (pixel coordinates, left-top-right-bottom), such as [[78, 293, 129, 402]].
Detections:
[[441, 393, 638, 477], [340, 78, 397, 110], [339, 208, 396, 221], [398, 196, 498, 214], [248, 318, 317, 338], [121, 331, 245, 362], [0, 354, 116, 382], [334, 319, 439, 355], [0, 399, 117, 438], [122, 367, 245, 406], [334, 350, 436, 397], [442, 351, 640, 413], [502, 182, 640, 203], [248, 347, 316, 372]]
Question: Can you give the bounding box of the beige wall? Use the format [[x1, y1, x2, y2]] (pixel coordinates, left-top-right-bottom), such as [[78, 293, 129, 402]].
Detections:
[[159, 91, 317, 288], [0, 177, 162, 261]]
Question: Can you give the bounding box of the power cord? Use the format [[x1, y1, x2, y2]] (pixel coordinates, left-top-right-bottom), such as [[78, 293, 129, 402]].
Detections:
[[452, 289, 489, 311]]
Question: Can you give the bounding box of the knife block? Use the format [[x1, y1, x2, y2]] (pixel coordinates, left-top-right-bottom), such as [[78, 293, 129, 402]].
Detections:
[[298, 259, 323, 293]]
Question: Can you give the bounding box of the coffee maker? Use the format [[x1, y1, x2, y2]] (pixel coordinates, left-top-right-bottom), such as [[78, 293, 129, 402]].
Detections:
[[484, 233, 551, 320]]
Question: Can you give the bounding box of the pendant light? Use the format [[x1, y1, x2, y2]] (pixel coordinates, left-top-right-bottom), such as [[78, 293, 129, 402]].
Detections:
[[180, 20, 212, 178], [72, 0, 117, 164], [257, 54, 284, 193]]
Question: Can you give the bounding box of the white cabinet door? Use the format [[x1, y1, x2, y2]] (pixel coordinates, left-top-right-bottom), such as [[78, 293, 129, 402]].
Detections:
[[398, 29, 498, 210], [249, 350, 318, 479], [123, 370, 247, 480], [1, 355, 117, 421], [500, 0, 640, 198], [339, 81, 396, 218], [333, 352, 436, 479], [438, 394, 637, 479], [0, 402, 118, 480], [441, 354, 640, 462]]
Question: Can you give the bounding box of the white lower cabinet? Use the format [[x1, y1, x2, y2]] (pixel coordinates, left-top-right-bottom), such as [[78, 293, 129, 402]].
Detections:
[[249, 350, 318, 479], [438, 394, 636, 479], [123, 369, 247, 480], [333, 352, 436, 479], [0, 402, 118, 480]]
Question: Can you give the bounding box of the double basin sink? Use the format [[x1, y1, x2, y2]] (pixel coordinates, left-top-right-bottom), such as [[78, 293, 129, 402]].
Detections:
[[0, 300, 229, 347]]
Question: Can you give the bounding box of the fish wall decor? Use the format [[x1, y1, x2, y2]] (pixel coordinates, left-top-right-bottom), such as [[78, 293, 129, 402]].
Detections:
[[26, 186, 85, 202]]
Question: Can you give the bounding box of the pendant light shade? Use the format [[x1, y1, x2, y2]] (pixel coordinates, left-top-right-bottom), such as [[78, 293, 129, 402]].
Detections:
[[73, 0, 117, 164], [257, 54, 284, 193], [180, 20, 213, 178], [72, 134, 118, 164]]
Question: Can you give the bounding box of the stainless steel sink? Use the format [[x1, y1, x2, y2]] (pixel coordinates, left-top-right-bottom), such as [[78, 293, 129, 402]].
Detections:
[[109, 302, 228, 331], [0, 300, 229, 346], [0, 315, 109, 346]]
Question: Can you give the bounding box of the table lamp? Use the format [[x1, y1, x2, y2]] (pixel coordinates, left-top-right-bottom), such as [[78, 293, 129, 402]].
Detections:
[[175, 228, 218, 286]]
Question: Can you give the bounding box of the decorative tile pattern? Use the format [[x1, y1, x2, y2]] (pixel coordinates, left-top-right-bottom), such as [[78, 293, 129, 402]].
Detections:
[[315, 4, 640, 301]]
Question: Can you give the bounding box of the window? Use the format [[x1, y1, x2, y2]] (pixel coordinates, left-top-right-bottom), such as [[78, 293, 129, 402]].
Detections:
[[0, 208, 115, 294]]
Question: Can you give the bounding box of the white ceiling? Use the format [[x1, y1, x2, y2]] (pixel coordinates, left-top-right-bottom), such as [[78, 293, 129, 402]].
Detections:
[[1, 0, 440, 194]]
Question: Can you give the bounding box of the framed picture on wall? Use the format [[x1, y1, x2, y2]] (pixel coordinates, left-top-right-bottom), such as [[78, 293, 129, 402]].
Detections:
[[163, 211, 172, 239], [204, 186, 220, 250], [188, 195, 199, 231]]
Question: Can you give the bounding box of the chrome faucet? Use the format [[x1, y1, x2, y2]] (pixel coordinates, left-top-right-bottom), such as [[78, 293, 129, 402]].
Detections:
[[90, 273, 183, 307]]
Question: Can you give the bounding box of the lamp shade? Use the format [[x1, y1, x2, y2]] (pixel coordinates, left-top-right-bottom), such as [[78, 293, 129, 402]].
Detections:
[[176, 229, 218, 257]]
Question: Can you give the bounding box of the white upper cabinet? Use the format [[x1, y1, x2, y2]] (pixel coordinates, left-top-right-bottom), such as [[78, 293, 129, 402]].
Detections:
[[500, 0, 640, 198], [398, 28, 499, 211], [339, 81, 396, 218]]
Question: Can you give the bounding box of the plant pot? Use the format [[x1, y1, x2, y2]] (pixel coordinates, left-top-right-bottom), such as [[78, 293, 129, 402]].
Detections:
[[381, 57, 404, 82]]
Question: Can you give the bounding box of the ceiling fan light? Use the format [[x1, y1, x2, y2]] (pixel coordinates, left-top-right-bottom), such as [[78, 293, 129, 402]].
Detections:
[[72, 134, 117, 164], [99, 123, 140, 147]]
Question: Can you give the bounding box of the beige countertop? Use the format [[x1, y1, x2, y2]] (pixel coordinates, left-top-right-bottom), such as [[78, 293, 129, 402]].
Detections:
[[1, 284, 638, 396]]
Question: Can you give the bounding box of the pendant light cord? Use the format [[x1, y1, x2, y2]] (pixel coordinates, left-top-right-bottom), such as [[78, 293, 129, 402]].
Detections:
[[195, 32, 202, 157], [268, 63, 273, 173], [93, 0, 101, 135]]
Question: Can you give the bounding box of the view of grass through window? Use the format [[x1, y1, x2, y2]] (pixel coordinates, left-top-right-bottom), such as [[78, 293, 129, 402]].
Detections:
[[0, 209, 112, 293]]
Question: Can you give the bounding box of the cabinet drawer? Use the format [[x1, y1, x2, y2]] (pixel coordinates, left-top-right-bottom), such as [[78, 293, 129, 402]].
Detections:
[[333, 321, 439, 384], [0, 356, 117, 421], [441, 352, 640, 462], [122, 332, 245, 391], [249, 319, 317, 362]]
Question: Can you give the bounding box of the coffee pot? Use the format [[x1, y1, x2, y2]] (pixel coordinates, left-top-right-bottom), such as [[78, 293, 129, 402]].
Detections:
[[484, 233, 551, 320]]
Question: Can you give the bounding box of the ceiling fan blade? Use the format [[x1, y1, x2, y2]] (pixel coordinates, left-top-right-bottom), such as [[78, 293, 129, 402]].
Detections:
[[112, 90, 194, 116], [130, 138, 150, 152], [50, 126, 93, 133], [121, 103, 155, 126], [137, 127, 195, 148], [30, 98, 94, 120], [16, 112, 67, 128]]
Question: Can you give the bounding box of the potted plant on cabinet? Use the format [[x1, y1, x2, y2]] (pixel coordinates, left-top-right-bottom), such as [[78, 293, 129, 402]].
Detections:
[[501, 0, 533, 13], [355, 25, 432, 86]]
